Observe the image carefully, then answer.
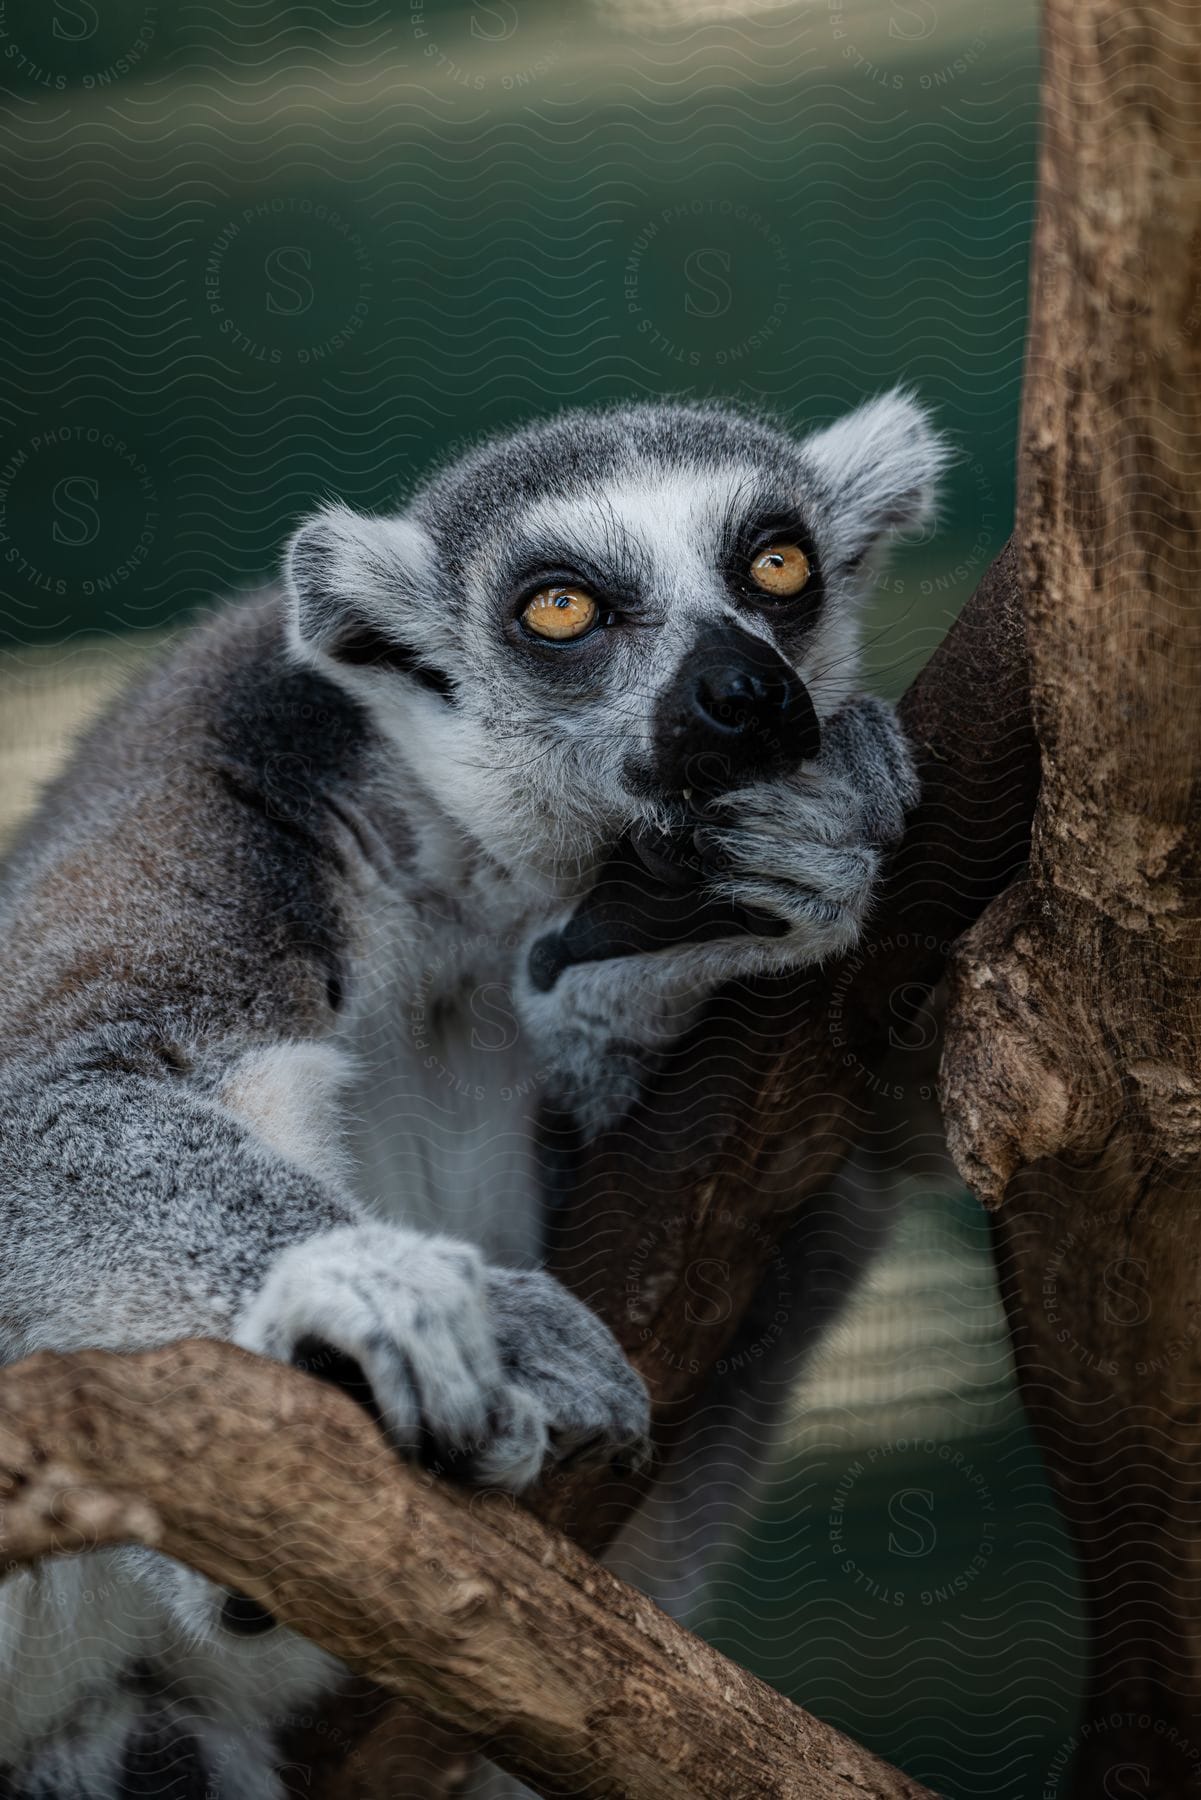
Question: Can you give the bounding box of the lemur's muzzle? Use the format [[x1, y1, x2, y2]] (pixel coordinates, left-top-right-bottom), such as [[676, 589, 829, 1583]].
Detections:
[[652, 620, 821, 796], [529, 624, 817, 993]]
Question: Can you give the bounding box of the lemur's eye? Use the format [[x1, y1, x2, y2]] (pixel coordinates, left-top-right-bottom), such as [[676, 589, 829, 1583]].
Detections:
[[749, 542, 811, 598], [521, 585, 599, 641]]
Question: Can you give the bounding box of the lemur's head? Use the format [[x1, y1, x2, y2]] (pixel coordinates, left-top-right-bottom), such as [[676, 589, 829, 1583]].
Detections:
[[285, 393, 948, 877]]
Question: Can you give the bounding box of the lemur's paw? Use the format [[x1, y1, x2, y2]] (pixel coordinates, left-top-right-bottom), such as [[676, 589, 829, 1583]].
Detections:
[[691, 693, 918, 952], [694, 825, 880, 952], [235, 1226, 649, 1493], [481, 1268, 652, 1483], [692, 786, 881, 954], [819, 693, 921, 842]]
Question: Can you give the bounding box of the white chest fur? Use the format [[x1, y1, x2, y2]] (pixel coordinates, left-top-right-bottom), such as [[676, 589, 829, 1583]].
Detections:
[[341, 942, 549, 1268]]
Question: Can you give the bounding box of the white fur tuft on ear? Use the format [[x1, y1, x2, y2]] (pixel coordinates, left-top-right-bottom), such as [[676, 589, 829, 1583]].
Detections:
[[284, 503, 436, 658], [283, 504, 458, 702], [800, 388, 952, 569]]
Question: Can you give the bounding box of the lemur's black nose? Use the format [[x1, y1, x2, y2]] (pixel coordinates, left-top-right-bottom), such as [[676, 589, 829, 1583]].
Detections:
[[694, 665, 780, 733], [653, 621, 821, 796]]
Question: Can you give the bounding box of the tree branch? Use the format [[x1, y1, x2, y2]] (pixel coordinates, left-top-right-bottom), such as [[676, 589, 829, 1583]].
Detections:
[[0, 1340, 936, 1800]]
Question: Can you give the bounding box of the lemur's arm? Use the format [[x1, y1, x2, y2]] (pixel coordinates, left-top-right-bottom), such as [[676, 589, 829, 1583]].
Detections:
[[0, 603, 649, 1507], [516, 694, 918, 1135], [0, 1030, 357, 1358], [0, 1024, 645, 1493]]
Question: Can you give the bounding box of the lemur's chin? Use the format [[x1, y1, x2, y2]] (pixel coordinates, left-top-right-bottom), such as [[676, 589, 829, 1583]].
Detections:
[[619, 795, 695, 848], [618, 757, 695, 824]]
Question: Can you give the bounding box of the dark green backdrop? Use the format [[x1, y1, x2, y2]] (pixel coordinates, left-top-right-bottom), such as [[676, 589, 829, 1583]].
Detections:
[[3, 0, 1032, 695]]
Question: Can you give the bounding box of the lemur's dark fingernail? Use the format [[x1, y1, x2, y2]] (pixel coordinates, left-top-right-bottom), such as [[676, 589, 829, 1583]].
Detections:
[[527, 932, 565, 993], [221, 1591, 278, 1636]]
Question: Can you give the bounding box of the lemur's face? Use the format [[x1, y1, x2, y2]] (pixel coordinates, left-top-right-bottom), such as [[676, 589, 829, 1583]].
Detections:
[[286, 394, 947, 877]]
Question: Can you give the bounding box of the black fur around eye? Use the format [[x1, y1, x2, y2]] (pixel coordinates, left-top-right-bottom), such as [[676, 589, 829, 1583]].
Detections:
[[749, 541, 811, 598], [509, 566, 622, 654], [726, 518, 823, 619]]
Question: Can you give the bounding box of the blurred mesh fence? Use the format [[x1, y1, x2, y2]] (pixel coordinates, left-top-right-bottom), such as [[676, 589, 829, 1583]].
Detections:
[[0, 640, 1085, 1799]]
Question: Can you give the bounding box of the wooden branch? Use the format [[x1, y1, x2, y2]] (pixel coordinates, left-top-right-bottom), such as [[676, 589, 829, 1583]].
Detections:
[[0, 1339, 936, 1800], [938, 2, 1201, 1793]]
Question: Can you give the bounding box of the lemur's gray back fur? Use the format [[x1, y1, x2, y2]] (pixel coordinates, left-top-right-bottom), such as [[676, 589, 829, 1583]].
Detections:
[[0, 598, 370, 1063], [0, 392, 946, 1799]]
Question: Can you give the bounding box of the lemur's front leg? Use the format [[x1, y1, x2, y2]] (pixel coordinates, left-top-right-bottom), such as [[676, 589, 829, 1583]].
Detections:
[[517, 695, 919, 1137]]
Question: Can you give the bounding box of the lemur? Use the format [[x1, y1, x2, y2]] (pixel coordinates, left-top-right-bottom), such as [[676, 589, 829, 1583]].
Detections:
[[0, 392, 946, 1799]]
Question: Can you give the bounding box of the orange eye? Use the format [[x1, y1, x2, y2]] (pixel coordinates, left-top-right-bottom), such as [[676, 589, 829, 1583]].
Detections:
[[749, 542, 811, 598], [521, 585, 599, 641]]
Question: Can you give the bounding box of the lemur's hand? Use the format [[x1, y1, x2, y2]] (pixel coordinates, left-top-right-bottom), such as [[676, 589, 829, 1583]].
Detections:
[[692, 695, 919, 955], [235, 1226, 650, 1492], [515, 696, 918, 1138]]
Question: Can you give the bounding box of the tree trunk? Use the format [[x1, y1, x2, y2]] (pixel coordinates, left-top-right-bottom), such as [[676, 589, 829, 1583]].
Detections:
[[939, 1, 1201, 1793], [542, 540, 1036, 1546]]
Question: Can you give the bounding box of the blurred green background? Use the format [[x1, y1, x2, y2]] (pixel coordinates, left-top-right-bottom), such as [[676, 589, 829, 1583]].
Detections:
[[0, 0, 1032, 692], [1, 4, 1089, 1797]]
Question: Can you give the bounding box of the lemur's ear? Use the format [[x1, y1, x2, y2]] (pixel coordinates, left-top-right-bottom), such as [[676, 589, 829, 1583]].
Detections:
[[284, 504, 455, 701], [800, 389, 951, 571]]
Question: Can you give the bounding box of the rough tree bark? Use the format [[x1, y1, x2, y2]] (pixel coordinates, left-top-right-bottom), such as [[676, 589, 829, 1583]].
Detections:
[[539, 546, 1036, 1542], [939, 2, 1201, 1795], [0, 1342, 938, 1800]]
